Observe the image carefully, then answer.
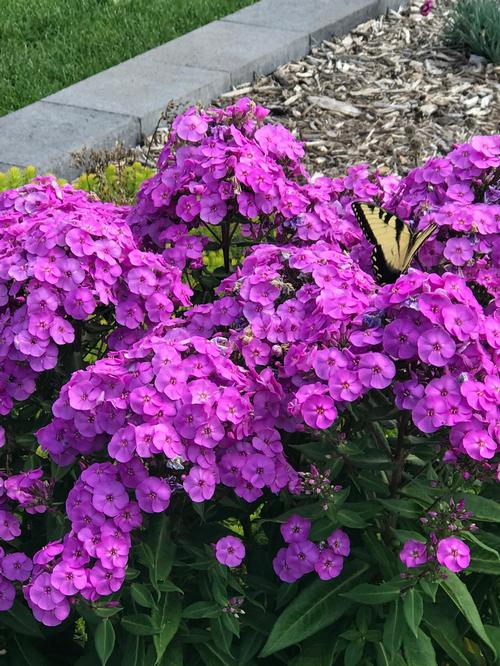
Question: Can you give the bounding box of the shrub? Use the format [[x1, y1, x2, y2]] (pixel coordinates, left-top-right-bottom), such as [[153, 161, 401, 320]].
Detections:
[[0, 162, 155, 204], [0, 102, 498, 666], [445, 0, 500, 64]]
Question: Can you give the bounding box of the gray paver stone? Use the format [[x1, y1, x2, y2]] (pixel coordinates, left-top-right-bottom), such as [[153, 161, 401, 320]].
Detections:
[[46, 63, 230, 137], [137, 20, 310, 86], [0, 102, 139, 179], [222, 0, 383, 44]]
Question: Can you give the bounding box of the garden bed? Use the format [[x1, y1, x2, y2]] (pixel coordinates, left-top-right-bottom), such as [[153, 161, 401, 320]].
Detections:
[[142, 0, 500, 177]]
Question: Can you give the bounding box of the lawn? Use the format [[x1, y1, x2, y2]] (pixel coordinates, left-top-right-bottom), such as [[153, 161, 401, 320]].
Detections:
[[0, 0, 256, 117]]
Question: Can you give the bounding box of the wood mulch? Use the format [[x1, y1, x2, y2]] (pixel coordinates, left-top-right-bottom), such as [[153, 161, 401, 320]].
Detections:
[[139, 0, 500, 178]]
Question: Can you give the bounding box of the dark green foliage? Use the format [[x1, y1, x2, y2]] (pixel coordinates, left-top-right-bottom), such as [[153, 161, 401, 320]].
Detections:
[[445, 0, 500, 64]]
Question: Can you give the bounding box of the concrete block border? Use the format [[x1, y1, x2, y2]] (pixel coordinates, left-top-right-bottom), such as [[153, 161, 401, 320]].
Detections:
[[0, 0, 406, 180]]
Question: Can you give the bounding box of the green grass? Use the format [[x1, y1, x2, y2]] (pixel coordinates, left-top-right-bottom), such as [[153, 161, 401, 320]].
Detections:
[[445, 0, 500, 64], [0, 0, 256, 117]]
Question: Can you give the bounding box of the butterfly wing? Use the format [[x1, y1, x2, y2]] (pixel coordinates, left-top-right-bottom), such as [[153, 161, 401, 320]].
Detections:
[[352, 202, 413, 283], [402, 223, 437, 271]]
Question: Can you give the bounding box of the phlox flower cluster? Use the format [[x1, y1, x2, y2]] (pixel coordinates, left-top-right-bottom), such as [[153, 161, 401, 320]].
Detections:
[[388, 136, 500, 304], [0, 467, 50, 611], [129, 97, 309, 265], [212, 241, 381, 431], [400, 498, 475, 574], [38, 327, 300, 496], [22, 460, 146, 626], [375, 272, 499, 472], [273, 514, 350, 582], [0, 177, 190, 414]]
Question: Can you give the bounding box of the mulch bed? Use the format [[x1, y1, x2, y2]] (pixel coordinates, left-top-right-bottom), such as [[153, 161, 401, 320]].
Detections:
[[140, 0, 500, 178]]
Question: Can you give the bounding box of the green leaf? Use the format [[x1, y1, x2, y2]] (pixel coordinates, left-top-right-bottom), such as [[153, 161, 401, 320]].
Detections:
[[362, 533, 397, 581], [211, 615, 234, 656], [403, 628, 437, 666], [403, 589, 423, 638], [347, 450, 392, 469], [441, 573, 496, 657], [3, 601, 44, 638], [95, 619, 115, 666], [383, 600, 404, 654], [161, 638, 183, 666], [419, 580, 438, 602], [336, 509, 368, 529], [465, 532, 500, 559], [378, 499, 422, 519], [10, 635, 48, 666], [375, 642, 391, 666], [484, 625, 500, 664], [157, 580, 183, 594], [122, 613, 159, 636], [401, 479, 441, 503], [260, 561, 370, 657], [131, 583, 155, 609], [93, 606, 123, 618], [237, 630, 265, 665], [341, 579, 404, 605], [152, 593, 182, 664], [463, 494, 500, 522], [423, 605, 470, 666], [122, 635, 144, 666], [221, 611, 240, 638], [149, 514, 175, 586], [344, 638, 364, 666], [195, 642, 236, 666], [182, 601, 221, 619]]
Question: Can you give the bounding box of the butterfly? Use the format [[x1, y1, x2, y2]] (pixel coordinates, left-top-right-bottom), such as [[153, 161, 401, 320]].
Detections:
[[352, 202, 437, 284]]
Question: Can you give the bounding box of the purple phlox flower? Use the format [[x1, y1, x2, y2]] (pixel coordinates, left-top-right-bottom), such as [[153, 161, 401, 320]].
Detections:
[[462, 429, 497, 461], [315, 549, 344, 580], [420, 0, 433, 16], [301, 394, 337, 429], [215, 535, 245, 567], [400, 540, 428, 568], [135, 476, 171, 513], [1, 552, 32, 582], [417, 328, 456, 367], [92, 480, 129, 517], [280, 514, 311, 544], [358, 352, 396, 389], [89, 563, 126, 596], [286, 540, 319, 574], [0, 576, 16, 611], [51, 562, 87, 595], [273, 547, 301, 583], [444, 238, 474, 266], [436, 537, 470, 572], [29, 572, 66, 610], [0, 510, 21, 541], [327, 529, 350, 557], [183, 466, 216, 502], [175, 112, 208, 142]]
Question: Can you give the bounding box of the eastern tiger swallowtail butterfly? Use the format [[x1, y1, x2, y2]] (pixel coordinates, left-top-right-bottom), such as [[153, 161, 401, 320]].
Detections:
[[352, 202, 437, 284]]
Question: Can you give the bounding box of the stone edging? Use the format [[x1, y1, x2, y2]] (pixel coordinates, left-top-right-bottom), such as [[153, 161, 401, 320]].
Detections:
[[0, 0, 405, 179]]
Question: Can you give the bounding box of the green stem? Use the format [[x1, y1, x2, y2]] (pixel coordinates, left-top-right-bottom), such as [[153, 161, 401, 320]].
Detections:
[[389, 413, 410, 497], [221, 219, 230, 273], [489, 589, 500, 627]]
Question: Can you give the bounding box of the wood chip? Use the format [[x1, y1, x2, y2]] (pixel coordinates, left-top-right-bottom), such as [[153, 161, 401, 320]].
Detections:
[[307, 95, 362, 116]]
